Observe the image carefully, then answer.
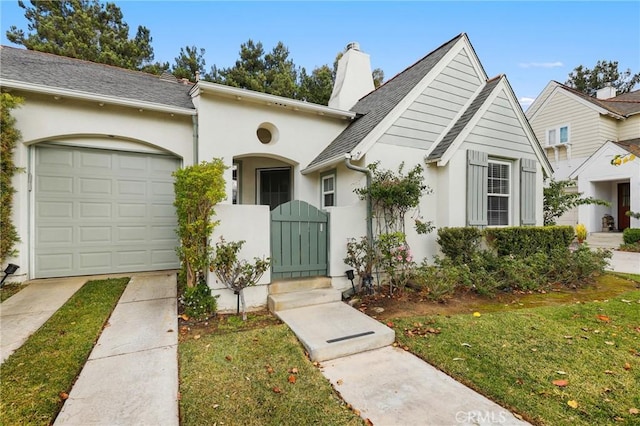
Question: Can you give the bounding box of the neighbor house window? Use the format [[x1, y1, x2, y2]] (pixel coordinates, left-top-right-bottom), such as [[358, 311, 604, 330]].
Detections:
[[487, 160, 510, 226], [321, 172, 336, 208], [547, 125, 569, 146]]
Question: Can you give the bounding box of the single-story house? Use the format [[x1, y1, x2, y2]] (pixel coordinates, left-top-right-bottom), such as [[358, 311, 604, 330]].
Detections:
[[1, 33, 552, 311]]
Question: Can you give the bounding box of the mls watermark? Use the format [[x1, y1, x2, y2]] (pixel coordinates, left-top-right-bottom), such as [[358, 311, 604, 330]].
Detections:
[[455, 410, 509, 424]]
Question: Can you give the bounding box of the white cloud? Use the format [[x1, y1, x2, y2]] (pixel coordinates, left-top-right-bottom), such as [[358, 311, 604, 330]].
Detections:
[[519, 97, 535, 109], [518, 61, 564, 69]]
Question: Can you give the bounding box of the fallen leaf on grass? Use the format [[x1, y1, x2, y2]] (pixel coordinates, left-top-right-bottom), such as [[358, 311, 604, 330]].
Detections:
[[59, 391, 69, 400], [386, 322, 394, 327], [567, 400, 579, 408], [556, 371, 567, 375], [513, 413, 523, 420], [453, 358, 465, 361], [288, 375, 297, 384], [597, 314, 611, 322], [180, 314, 189, 321], [552, 379, 569, 387], [623, 362, 631, 370], [288, 367, 299, 374], [461, 343, 472, 347], [563, 335, 573, 339], [604, 370, 615, 375], [225, 355, 232, 361], [605, 341, 615, 345], [213, 404, 219, 409], [473, 312, 481, 317], [272, 386, 282, 394], [193, 334, 201, 340], [265, 365, 274, 374], [630, 408, 639, 415]]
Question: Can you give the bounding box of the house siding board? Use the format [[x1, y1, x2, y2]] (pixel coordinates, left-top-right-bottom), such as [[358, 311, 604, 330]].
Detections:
[[0, 46, 194, 110], [617, 116, 640, 141], [532, 91, 601, 158], [426, 77, 499, 161], [307, 34, 462, 168]]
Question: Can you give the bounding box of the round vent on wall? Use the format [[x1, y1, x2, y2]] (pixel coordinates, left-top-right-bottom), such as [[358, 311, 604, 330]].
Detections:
[[257, 122, 279, 145]]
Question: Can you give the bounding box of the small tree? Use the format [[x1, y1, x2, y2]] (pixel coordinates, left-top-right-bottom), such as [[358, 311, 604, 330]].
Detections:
[[210, 238, 270, 320], [1, 93, 24, 263], [173, 159, 226, 288], [354, 162, 433, 236], [543, 179, 609, 226]]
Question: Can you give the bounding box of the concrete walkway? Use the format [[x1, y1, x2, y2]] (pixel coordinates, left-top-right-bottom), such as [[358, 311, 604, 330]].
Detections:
[[1, 276, 88, 363], [54, 272, 178, 426]]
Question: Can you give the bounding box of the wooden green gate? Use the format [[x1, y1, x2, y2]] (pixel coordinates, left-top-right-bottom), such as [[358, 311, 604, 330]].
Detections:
[[270, 200, 328, 280]]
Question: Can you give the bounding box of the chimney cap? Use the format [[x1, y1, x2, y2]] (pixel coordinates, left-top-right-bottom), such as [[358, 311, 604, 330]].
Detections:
[[346, 42, 360, 51]]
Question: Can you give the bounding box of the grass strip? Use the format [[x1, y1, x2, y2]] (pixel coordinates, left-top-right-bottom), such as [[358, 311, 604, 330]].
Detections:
[[179, 322, 364, 426], [0, 282, 25, 302], [393, 290, 640, 425], [0, 277, 129, 425]]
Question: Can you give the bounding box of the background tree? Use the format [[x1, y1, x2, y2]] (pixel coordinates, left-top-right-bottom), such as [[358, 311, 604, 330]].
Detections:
[[6, 0, 155, 70], [565, 60, 640, 96], [172, 45, 206, 82], [299, 65, 334, 104], [543, 179, 609, 226], [1, 93, 24, 263]]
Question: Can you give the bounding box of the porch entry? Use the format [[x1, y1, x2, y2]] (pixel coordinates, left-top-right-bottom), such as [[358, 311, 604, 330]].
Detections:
[[270, 201, 328, 280], [618, 182, 630, 230], [258, 167, 291, 210]]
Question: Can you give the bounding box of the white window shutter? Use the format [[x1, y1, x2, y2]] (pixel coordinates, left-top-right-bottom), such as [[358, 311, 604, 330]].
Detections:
[[520, 158, 537, 225], [467, 150, 488, 227]]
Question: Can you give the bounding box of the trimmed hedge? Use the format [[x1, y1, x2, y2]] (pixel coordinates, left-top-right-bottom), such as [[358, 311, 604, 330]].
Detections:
[[436, 227, 482, 264], [622, 228, 640, 245], [484, 226, 574, 258]]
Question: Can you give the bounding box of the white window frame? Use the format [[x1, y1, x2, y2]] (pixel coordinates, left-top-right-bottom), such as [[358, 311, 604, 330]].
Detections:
[[546, 124, 570, 146], [321, 172, 336, 209], [487, 159, 511, 227]]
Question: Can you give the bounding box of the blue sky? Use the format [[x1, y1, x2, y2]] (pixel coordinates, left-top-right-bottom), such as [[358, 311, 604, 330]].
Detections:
[[1, 1, 639, 109]]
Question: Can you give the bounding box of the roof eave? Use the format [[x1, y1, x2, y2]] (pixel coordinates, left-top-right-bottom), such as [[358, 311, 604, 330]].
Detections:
[[301, 155, 343, 175], [1, 79, 197, 116], [194, 81, 357, 120]]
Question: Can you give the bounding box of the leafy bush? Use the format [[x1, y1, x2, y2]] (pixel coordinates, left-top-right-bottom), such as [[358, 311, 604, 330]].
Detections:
[[484, 226, 574, 258], [344, 236, 376, 279], [413, 261, 463, 302], [436, 227, 483, 264], [180, 280, 218, 321], [377, 232, 415, 292], [622, 228, 640, 245]]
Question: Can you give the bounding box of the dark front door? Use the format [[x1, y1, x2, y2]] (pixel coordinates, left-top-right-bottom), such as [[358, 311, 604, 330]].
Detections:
[[618, 182, 630, 230], [259, 168, 291, 210]]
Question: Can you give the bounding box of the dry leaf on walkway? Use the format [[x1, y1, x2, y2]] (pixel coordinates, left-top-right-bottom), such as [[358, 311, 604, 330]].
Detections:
[[567, 400, 579, 408], [552, 379, 568, 387], [337, 379, 343, 385]]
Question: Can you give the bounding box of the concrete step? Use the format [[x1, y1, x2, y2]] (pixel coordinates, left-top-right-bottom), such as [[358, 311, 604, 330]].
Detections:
[[268, 277, 332, 295], [586, 232, 624, 249], [268, 288, 341, 312], [275, 302, 395, 362]]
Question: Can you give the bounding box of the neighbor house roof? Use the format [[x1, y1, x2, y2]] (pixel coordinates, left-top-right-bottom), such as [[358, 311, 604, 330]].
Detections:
[[305, 33, 464, 170], [615, 137, 640, 157], [426, 76, 501, 161], [0, 46, 195, 111]]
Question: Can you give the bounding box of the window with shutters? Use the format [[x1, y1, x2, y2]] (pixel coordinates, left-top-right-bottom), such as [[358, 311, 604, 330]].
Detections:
[[487, 160, 510, 226]]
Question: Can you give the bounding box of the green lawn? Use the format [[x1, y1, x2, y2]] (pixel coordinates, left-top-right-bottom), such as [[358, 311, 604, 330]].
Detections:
[[0, 281, 25, 302], [0, 278, 129, 425], [393, 288, 640, 425], [179, 318, 364, 426]]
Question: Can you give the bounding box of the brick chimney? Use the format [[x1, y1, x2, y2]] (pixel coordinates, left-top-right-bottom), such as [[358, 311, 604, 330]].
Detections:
[[328, 42, 375, 110], [596, 82, 617, 100]]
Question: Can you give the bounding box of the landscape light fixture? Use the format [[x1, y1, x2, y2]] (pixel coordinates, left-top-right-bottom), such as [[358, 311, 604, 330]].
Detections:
[[0, 263, 19, 287]]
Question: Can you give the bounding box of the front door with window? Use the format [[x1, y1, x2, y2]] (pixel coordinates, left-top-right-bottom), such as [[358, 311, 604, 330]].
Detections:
[[618, 182, 630, 230], [259, 168, 291, 210]]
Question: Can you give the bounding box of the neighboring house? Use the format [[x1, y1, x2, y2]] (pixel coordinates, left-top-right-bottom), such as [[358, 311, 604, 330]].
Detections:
[[526, 82, 640, 232], [1, 33, 551, 311]]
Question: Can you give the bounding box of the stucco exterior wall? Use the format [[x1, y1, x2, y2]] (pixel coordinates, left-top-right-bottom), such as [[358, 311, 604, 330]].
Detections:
[[7, 91, 194, 281], [195, 94, 350, 206]]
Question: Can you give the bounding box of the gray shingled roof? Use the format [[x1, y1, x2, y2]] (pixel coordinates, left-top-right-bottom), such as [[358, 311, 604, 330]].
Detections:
[[426, 76, 501, 161], [306, 34, 464, 169], [0, 46, 194, 110]]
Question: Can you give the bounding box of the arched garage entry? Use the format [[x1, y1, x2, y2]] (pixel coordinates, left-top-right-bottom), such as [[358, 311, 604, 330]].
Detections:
[[33, 143, 181, 278]]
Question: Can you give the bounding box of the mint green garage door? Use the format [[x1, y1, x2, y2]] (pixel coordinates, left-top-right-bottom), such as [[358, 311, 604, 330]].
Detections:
[[34, 145, 180, 278]]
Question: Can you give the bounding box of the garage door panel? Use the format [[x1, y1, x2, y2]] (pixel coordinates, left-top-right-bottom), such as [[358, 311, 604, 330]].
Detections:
[[79, 226, 112, 243], [80, 202, 112, 218], [117, 226, 147, 242], [79, 177, 112, 195], [38, 201, 73, 218], [35, 145, 180, 278], [38, 227, 73, 244], [39, 176, 73, 193], [117, 180, 147, 196]]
